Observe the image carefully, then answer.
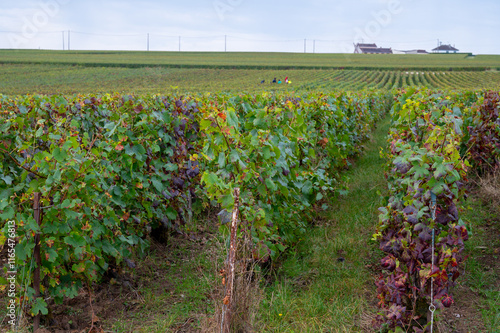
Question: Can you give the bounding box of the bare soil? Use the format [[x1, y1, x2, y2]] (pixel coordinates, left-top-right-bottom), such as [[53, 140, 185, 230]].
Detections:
[[1, 224, 220, 333]]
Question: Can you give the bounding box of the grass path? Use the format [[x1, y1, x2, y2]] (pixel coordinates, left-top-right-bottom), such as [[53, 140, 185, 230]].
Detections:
[[256, 117, 392, 332]]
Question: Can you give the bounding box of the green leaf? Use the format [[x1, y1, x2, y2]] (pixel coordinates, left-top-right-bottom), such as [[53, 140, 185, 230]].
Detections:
[[166, 207, 177, 220], [1, 175, 13, 185], [253, 117, 267, 129], [221, 194, 234, 208], [262, 146, 271, 160], [132, 144, 147, 161], [53, 147, 68, 162], [151, 178, 164, 192], [45, 247, 58, 262], [35, 127, 44, 137], [265, 178, 277, 192], [0, 189, 12, 210], [301, 180, 313, 195], [201, 172, 223, 188], [276, 243, 287, 252], [218, 152, 226, 168], [15, 240, 35, 261], [0, 206, 14, 220], [31, 297, 49, 316], [432, 180, 447, 195], [230, 149, 240, 164], [64, 234, 86, 248], [227, 108, 239, 130], [72, 262, 86, 273], [164, 163, 178, 172], [200, 119, 213, 131], [433, 163, 449, 179], [104, 121, 119, 137], [411, 164, 430, 179]]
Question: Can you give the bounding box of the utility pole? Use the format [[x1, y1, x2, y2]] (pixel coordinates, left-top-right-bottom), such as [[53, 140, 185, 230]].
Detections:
[[304, 39, 306, 53], [62, 31, 65, 50], [147, 33, 150, 51], [179, 36, 181, 52], [68, 30, 70, 50]]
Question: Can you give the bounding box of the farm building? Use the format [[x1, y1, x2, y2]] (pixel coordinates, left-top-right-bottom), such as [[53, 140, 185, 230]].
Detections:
[[396, 49, 429, 54], [354, 43, 393, 54], [432, 44, 459, 53]]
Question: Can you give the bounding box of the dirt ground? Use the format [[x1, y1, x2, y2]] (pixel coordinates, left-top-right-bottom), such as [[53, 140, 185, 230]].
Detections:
[[1, 226, 220, 333], [1, 188, 498, 333], [438, 199, 500, 332]]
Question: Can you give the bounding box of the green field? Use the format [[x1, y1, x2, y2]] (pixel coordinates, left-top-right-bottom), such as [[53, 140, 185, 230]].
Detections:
[[1, 50, 500, 95], [1, 49, 499, 333], [0, 65, 499, 95], [2, 49, 500, 70]]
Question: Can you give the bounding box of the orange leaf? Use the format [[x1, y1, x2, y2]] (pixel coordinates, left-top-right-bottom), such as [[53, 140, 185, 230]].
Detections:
[[115, 144, 124, 151], [218, 112, 227, 121], [223, 296, 230, 305], [121, 212, 130, 221], [136, 183, 143, 189]]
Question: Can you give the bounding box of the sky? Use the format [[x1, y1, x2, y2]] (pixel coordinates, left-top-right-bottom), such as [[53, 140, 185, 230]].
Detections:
[[0, 0, 499, 54]]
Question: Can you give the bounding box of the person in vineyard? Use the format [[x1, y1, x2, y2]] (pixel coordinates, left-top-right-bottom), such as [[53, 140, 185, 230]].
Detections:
[[272, 77, 277, 83], [285, 76, 289, 84]]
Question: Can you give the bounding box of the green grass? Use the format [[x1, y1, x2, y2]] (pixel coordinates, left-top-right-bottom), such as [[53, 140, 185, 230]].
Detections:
[[0, 221, 222, 332], [459, 194, 500, 332], [100, 232, 222, 332], [1, 50, 500, 70], [256, 117, 391, 332]]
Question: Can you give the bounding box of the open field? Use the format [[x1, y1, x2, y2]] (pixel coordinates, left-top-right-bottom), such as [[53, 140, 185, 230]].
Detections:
[[1, 50, 500, 95], [1, 49, 500, 70], [0, 50, 499, 333], [0, 63, 499, 95]]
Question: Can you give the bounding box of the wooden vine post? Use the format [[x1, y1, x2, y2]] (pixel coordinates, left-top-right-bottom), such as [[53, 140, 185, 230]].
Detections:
[[221, 188, 240, 333], [33, 192, 42, 331]]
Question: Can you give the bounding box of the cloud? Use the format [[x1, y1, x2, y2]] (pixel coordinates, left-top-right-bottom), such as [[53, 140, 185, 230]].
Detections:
[[0, 0, 498, 53]]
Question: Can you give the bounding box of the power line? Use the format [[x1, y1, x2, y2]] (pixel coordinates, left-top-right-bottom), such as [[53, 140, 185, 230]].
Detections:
[[0, 30, 481, 53], [0, 30, 62, 34], [71, 30, 143, 37]]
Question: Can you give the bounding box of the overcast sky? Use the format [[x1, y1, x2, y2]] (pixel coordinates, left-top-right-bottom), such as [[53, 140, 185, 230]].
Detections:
[[0, 0, 498, 54]]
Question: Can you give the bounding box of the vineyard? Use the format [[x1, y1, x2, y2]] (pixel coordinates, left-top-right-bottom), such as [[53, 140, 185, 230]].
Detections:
[[2, 50, 500, 70], [1, 64, 499, 95], [0, 51, 499, 333]]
